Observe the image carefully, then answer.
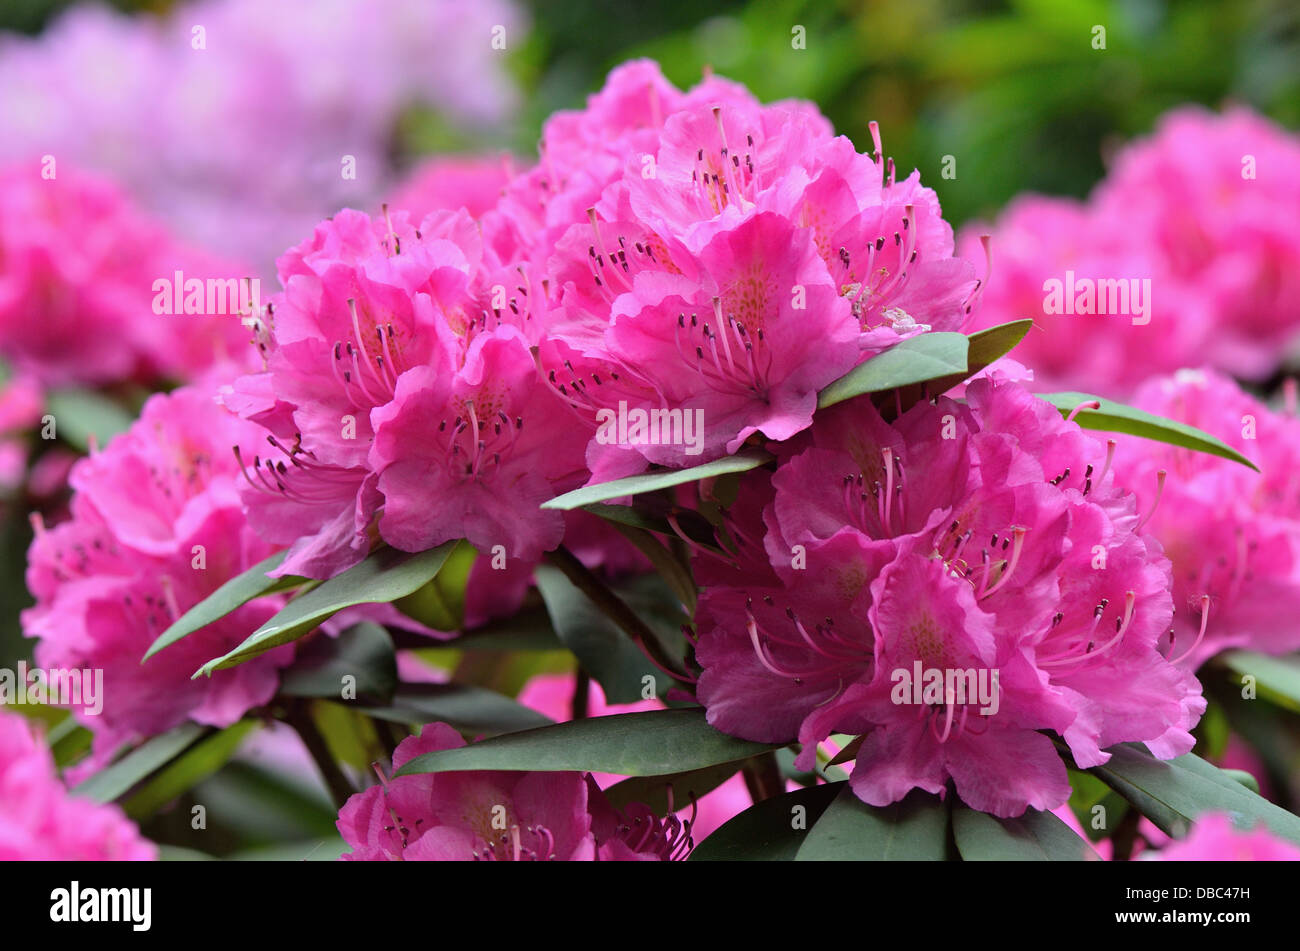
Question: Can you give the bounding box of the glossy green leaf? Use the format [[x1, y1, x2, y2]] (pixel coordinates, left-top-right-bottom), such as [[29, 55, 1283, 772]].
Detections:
[[145, 550, 295, 660], [396, 707, 776, 778], [123, 720, 258, 818], [917, 319, 1034, 396], [1221, 651, 1300, 713], [796, 786, 950, 860], [690, 782, 843, 861], [540, 450, 772, 511], [194, 543, 456, 677], [1089, 743, 1300, 843], [953, 805, 1100, 860], [393, 540, 476, 632], [44, 387, 134, 451], [817, 332, 968, 409], [280, 622, 397, 701], [358, 682, 554, 736], [71, 723, 207, 803], [534, 563, 672, 704], [602, 761, 744, 816], [1038, 392, 1258, 470]]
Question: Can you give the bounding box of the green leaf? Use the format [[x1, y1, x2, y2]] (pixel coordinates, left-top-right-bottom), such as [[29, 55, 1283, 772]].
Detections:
[[123, 720, 258, 818], [1221, 651, 1300, 713], [534, 563, 674, 704], [690, 782, 843, 861], [194, 542, 456, 677], [916, 319, 1034, 396], [796, 786, 950, 860], [455, 605, 563, 651], [393, 540, 476, 632], [44, 387, 134, 451], [71, 723, 207, 803], [395, 707, 776, 778], [358, 682, 553, 736], [606, 521, 698, 614], [1088, 743, 1300, 843], [280, 622, 397, 701], [540, 450, 772, 511], [602, 761, 745, 816], [1038, 392, 1258, 470], [953, 806, 1100, 860], [817, 332, 969, 409], [145, 550, 296, 660]]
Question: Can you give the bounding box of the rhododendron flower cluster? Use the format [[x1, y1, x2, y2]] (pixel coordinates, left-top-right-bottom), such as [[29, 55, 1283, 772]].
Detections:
[[695, 379, 1204, 817], [514, 60, 982, 477], [11, 54, 1300, 867], [1110, 369, 1300, 669], [22, 387, 292, 763], [0, 710, 154, 860], [0, 165, 254, 388], [963, 106, 1300, 394], [224, 206, 588, 579]]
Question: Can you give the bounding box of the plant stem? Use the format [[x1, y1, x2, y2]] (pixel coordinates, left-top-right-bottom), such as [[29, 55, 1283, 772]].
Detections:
[[742, 751, 785, 805], [572, 667, 591, 719], [544, 545, 693, 683], [287, 700, 356, 810]]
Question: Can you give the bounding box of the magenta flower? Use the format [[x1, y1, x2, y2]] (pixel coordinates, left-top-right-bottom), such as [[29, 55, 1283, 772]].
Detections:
[[1110, 369, 1300, 669], [1153, 812, 1300, 861], [0, 711, 155, 860], [0, 164, 254, 389], [695, 379, 1203, 817], [1094, 106, 1300, 381], [504, 60, 977, 473], [337, 723, 693, 860], [22, 387, 292, 762], [958, 195, 1206, 396]]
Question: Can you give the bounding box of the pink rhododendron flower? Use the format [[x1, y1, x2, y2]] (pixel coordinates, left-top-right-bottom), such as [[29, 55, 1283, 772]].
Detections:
[[388, 156, 518, 222], [227, 206, 588, 577], [337, 722, 692, 860], [22, 387, 293, 762], [0, 711, 155, 860], [1094, 106, 1300, 380], [962, 107, 1300, 393], [1110, 369, 1300, 669], [0, 164, 255, 388], [695, 379, 1204, 817], [1152, 812, 1300, 861], [500, 60, 978, 475], [959, 196, 1208, 395]]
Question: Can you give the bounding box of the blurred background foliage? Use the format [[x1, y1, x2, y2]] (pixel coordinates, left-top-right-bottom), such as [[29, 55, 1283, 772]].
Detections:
[[5, 0, 1297, 229]]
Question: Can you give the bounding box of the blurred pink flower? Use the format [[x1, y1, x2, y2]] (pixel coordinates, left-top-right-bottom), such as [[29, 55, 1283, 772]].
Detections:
[[0, 710, 155, 860], [22, 387, 292, 764], [0, 0, 525, 267], [1153, 812, 1300, 861], [1111, 369, 1300, 668], [0, 164, 254, 388]]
